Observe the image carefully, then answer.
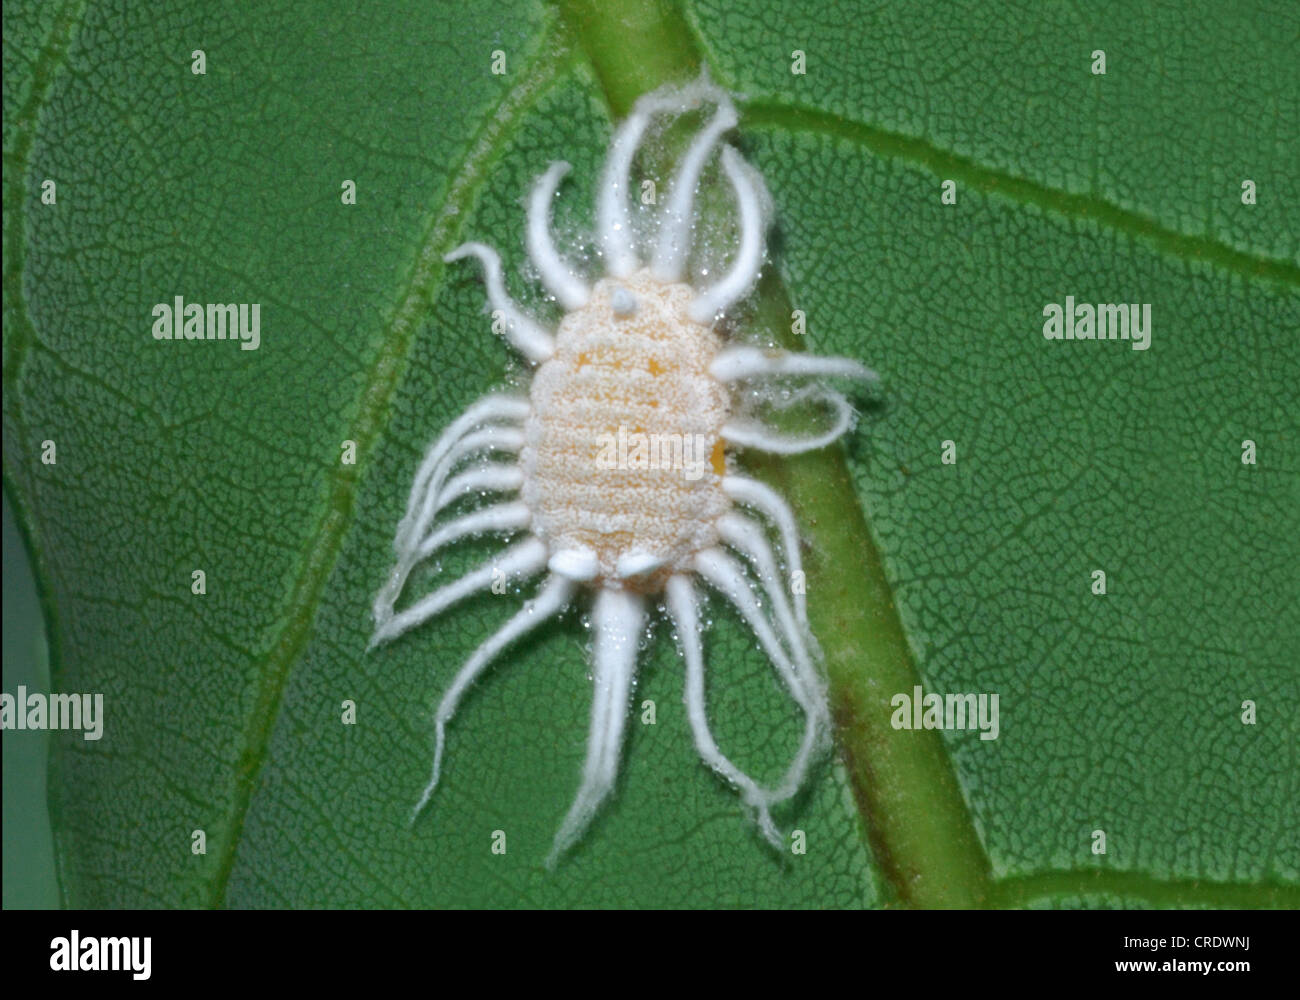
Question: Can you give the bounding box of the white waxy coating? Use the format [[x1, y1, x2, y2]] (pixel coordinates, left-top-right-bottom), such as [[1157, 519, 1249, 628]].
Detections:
[[521, 270, 731, 587], [375, 75, 877, 862]]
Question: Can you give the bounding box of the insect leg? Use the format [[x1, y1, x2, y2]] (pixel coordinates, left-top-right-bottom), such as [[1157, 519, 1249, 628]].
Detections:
[[414, 501, 531, 562], [709, 346, 876, 383], [666, 574, 782, 848], [721, 475, 808, 628], [687, 146, 767, 323], [651, 90, 738, 282], [694, 548, 828, 805], [371, 536, 547, 648], [527, 162, 588, 309], [445, 242, 555, 362], [547, 587, 645, 865], [716, 511, 818, 666], [412, 574, 576, 821], [395, 395, 529, 555], [721, 386, 857, 454]]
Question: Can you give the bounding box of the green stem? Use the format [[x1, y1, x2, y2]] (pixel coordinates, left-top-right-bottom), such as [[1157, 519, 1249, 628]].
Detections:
[[743, 281, 992, 909], [558, 0, 700, 114]]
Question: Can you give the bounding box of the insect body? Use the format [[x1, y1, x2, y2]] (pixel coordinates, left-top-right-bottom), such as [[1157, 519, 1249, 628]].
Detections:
[[371, 76, 874, 863], [524, 270, 730, 591]]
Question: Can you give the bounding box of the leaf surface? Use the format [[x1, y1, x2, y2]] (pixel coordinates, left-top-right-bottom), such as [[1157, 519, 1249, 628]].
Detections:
[[3, 0, 1296, 907]]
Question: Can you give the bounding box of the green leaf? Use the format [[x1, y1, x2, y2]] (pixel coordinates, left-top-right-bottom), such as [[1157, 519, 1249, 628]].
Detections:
[[4, 0, 1296, 908]]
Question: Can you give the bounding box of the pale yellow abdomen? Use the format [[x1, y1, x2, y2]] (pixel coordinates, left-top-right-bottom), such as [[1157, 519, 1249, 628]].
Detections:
[[521, 270, 731, 584]]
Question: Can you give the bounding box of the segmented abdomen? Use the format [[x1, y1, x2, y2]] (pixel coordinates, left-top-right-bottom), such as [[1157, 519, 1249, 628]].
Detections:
[[520, 272, 731, 582]]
